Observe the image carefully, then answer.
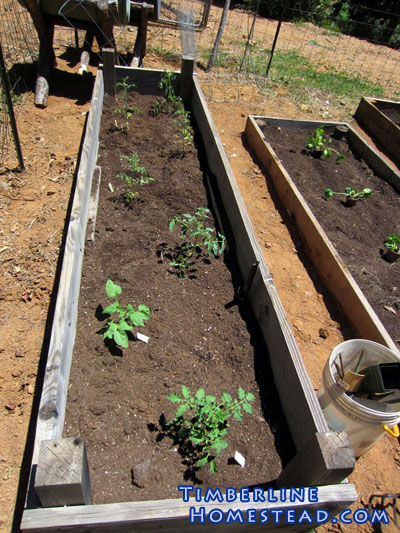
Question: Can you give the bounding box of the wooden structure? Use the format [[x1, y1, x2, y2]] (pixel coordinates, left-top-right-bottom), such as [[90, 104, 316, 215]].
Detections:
[[355, 97, 400, 169], [20, 62, 356, 532], [20, 0, 159, 107], [245, 115, 400, 354]]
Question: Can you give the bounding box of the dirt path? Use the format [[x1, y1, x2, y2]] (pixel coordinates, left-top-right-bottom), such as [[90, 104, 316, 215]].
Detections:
[[0, 7, 399, 532]]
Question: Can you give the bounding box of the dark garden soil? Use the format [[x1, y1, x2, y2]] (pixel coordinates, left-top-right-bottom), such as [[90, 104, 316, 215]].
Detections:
[[375, 104, 400, 127], [258, 122, 400, 350], [63, 92, 294, 505]]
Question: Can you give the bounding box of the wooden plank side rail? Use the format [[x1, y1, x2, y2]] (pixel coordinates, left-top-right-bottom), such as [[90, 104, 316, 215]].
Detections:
[[21, 64, 356, 532], [22, 484, 357, 532], [190, 79, 354, 484], [245, 115, 399, 354], [354, 97, 400, 171], [31, 70, 105, 470]]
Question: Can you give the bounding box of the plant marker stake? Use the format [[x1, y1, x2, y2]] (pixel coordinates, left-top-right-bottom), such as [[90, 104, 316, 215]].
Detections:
[[234, 451, 245, 467], [136, 332, 149, 344]]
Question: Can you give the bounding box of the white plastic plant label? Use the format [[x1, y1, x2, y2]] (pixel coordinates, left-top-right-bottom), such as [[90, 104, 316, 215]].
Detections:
[[136, 332, 149, 344]]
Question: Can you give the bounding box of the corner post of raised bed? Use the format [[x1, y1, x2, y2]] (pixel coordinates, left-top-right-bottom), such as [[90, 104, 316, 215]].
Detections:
[[34, 437, 92, 507], [180, 57, 194, 107], [277, 431, 355, 488], [102, 48, 116, 97]]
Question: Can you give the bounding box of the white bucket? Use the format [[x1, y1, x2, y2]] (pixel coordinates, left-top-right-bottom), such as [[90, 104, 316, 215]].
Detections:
[[318, 339, 400, 457]]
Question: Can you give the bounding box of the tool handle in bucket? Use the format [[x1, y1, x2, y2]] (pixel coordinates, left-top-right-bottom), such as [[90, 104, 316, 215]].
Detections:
[[383, 424, 399, 438]]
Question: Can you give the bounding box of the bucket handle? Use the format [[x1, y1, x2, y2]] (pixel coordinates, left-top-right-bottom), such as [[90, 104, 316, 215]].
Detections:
[[383, 424, 400, 438]]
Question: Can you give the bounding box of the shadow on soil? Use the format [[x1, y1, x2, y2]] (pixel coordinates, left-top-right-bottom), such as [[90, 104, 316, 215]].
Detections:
[[194, 121, 297, 471], [7, 58, 95, 106]]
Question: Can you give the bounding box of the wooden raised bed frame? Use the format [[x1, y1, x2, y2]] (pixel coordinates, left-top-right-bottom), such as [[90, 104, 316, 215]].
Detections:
[[245, 115, 400, 354], [355, 97, 400, 169], [21, 64, 356, 532]]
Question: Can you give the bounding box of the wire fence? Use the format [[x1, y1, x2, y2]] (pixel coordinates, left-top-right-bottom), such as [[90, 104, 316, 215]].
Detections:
[[0, 0, 38, 169]]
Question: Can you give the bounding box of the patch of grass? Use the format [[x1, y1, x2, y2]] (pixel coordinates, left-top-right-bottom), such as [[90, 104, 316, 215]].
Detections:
[[199, 43, 386, 111], [147, 46, 181, 66], [249, 49, 385, 105]]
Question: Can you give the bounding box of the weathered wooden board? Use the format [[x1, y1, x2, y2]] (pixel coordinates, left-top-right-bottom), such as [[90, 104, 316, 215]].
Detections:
[[355, 97, 400, 170], [21, 66, 356, 532], [191, 81, 354, 476], [31, 70, 104, 468], [22, 484, 357, 532], [245, 115, 399, 354]]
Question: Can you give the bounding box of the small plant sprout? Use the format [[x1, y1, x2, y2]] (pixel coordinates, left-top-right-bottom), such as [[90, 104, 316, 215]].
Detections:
[[167, 385, 255, 472], [116, 152, 155, 205], [168, 207, 226, 277], [384, 234, 400, 254], [150, 98, 163, 117], [158, 70, 178, 112], [173, 100, 193, 151], [324, 186, 372, 203], [306, 127, 345, 162], [113, 77, 140, 131], [103, 280, 150, 349]]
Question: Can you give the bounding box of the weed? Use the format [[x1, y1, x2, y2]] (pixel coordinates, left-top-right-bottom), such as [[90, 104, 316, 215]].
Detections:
[[169, 207, 226, 277], [167, 385, 255, 472], [103, 279, 150, 349], [306, 127, 344, 161]]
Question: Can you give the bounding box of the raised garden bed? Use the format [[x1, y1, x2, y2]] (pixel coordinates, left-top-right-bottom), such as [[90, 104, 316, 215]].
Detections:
[[245, 116, 400, 354], [354, 97, 400, 169], [21, 66, 356, 532]]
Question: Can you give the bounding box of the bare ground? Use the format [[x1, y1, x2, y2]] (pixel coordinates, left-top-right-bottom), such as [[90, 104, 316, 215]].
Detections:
[[0, 6, 400, 532]]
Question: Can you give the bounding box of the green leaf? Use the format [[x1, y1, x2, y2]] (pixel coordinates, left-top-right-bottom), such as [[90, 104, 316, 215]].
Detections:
[[126, 306, 150, 327], [238, 386, 245, 400], [221, 393, 232, 403], [324, 188, 333, 199], [243, 403, 253, 414], [209, 459, 217, 473], [246, 392, 255, 402], [118, 319, 133, 331], [114, 329, 129, 348], [213, 439, 228, 455], [104, 321, 117, 339], [168, 393, 181, 403], [106, 279, 122, 299], [182, 385, 191, 399], [103, 303, 119, 315], [137, 304, 151, 319], [169, 219, 176, 232], [195, 388, 205, 401], [176, 404, 189, 418], [206, 395, 216, 405], [196, 455, 209, 467]]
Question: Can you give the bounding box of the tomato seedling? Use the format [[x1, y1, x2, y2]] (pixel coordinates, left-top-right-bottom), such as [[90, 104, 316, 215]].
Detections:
[[167, 385, 255, 472]]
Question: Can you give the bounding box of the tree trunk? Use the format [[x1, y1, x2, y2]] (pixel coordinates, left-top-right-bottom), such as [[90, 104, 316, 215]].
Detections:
[[206, 0, 231, 72]]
